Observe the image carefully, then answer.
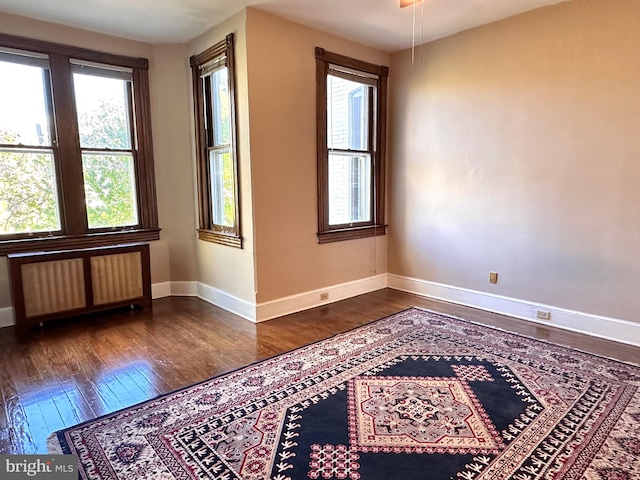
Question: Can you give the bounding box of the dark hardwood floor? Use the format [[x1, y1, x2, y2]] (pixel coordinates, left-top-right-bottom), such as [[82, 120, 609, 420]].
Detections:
[[1, 288, 638, 455]]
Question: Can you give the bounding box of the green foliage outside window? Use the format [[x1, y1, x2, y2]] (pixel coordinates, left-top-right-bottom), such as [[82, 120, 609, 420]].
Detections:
[[80, 98, 137, 229], [0, 129, 59, 234], [0, 96, 138, 235], [83, 153, 137, 229]]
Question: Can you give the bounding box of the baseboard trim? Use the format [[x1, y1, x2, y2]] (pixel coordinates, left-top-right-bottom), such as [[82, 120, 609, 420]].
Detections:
[[387, 274, 640, 347], [6, 273, 636, 346], [256, 274, 388, 322], [0, 307, 14, 328], [196, 274, 388, 324], [152, 281, 198, 299], [152, 282, 172, 299], [197, 283, 257, 322]]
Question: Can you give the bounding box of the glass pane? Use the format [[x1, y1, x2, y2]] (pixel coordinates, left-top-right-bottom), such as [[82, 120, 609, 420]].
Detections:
[[209, 149, 235, 228], [82, 153, 138, 229], [327, 75, 370, 151], [73, 73, 132, 150], [208, 67, 231, 147], [0, 60, 51, 146], [328, 152, 372, 225], [0, 149, 60, 234]]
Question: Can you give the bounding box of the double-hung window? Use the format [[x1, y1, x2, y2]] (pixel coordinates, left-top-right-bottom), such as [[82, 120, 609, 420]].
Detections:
[[72, 61, 139, 230], [316, 48, 388, 243], [0, 48, 58, 236], [191, 34, 241, 248], [0, 34, 158, 254]]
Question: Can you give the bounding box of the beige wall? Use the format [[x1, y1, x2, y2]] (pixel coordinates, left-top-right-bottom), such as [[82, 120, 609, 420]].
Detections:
[[149, 43, 198, 283], [0, 13, 198, 308], [389, 0, 640, 323], [0, 12, 153, 56], [246, 9, 389, 303], [187, 10, 258, 302], [183, 8, 392, 305]]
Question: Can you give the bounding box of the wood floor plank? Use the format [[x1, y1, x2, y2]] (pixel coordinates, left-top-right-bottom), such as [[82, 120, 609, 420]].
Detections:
[[0, 288, 638, 455], [1, 372, 38, 454]]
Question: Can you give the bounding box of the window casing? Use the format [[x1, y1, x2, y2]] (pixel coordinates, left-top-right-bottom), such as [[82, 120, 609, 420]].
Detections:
[[316, 48, 388, 243], [0, 34, 159, 254], [191, 34, 241, 248]]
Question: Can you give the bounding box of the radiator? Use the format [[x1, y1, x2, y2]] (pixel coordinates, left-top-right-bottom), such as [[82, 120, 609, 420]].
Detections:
[[22, 258, 86, 317], [91, 252, 144, 305], [8, 243, 151, 338]]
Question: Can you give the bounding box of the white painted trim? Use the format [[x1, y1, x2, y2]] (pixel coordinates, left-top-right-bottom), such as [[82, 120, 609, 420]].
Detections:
[[197, 282, 257, 322], [152, 281, 198, 299], [170, 281, 198, 297], [256, 274, 388, 322], [152, 282, 172, 299], [387, 274, 640, 347], [196, 274, 388, 324], [0, 307, 14, 328]]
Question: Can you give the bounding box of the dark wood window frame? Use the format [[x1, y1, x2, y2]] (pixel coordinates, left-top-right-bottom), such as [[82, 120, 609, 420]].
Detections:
[[316, 47, 388, 244], [190, 34, 242, 248], [0, 33, 159, 255]]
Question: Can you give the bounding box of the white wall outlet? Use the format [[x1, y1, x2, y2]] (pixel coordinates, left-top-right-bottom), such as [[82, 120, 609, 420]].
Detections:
[[536, 310, 551, 321]]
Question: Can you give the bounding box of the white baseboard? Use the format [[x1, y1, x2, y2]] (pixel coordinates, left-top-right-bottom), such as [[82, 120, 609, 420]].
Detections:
[[256, 274, 388, 322], [197, 282, 257, 322], [196, 274, 388, 324], [152, 282, 172, 299], [387, 274, 640, 347], [8, 273, 634, 347], [152, 281, 198, 299], [0, 307, 14, 328]]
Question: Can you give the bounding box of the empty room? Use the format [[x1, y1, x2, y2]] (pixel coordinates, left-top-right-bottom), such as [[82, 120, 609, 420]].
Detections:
[[0, 0, 638, 479]]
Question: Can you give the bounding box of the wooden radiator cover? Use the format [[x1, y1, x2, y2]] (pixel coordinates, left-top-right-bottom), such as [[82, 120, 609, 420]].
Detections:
[[8, 243, 151, 338]]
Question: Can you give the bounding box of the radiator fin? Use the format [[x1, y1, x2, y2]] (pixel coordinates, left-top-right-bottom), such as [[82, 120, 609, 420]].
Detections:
[[22, 259, 86, 317], [91, 252, 143, 305]]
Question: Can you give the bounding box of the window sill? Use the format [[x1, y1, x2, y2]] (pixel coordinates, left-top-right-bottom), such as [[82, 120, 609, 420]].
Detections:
[[317, 225, 386, 244], [198, 229, 243, 248], [0, 228, 161, 255]]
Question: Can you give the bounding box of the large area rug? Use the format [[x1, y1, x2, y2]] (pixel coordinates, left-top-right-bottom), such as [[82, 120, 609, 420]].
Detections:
[[53, 308, 640, 479]]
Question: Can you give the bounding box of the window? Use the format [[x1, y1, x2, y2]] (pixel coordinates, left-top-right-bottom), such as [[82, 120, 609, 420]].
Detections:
[[0, 51, 59, 236], [191, 34, 241, 248], [0, 34, 158, 254], [73, 64, 139, 230], [316, 48, 388, 243]]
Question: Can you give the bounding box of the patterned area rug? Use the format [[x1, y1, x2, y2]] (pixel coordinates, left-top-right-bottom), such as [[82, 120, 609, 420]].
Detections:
[[53, 308, 640, 479]]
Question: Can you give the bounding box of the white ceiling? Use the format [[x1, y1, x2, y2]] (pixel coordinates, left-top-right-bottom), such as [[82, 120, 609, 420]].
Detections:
[[0, 0, 570, 52]]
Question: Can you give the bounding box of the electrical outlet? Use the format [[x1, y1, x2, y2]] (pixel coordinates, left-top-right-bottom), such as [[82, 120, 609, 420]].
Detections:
[[536, 310, 551, 321], [320, 292, 329, 301], [489, 272, 498, 284]]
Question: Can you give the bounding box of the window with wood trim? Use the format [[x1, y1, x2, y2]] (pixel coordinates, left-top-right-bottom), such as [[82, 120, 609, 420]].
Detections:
[[191, 34, 241, 248], [316, 48, 388, 244], [0, 34, 159, 254]]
